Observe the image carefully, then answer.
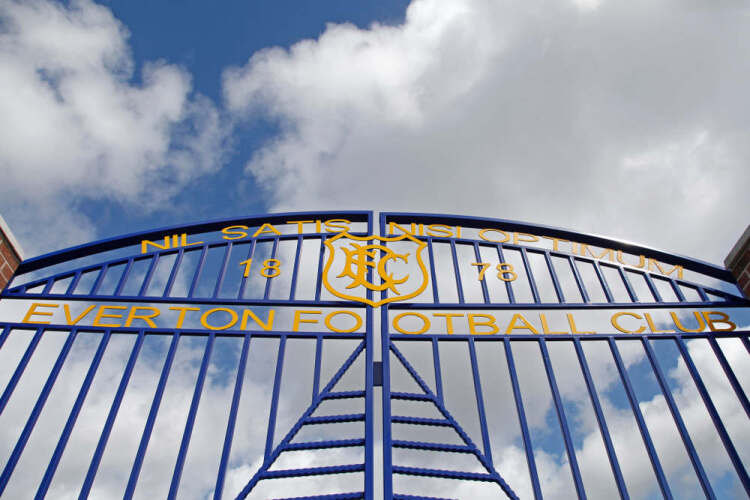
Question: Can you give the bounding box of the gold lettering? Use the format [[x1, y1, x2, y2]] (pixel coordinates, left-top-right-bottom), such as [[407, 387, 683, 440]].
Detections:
[[478, 228, 510, 243], [567, 313, 595, 334], [648, 258, 684, 279], [513, 232, 539, 245], [505, 314, 539, 334], [433, 313, 463, 334], [540, 313, 566, 334], [92, 305, 127, 328], [180, 233, 203, 248], [63, 304, 95, 325], [240, 309, 275, 331], [169, 306, 201, 328], [22, 302, 58, 324], [580, 244, 615, 262], [426, 224, 453, 237], [324, 310, 362, 333], [617, 251, 646, 269], [542, 236, 569, 252], [141, 236, 170, 254], [324, 219, 351, 233], [670, 311, 706, 333], [200, 308, 238, 330], [468, 314, 498, 335], [388, 221, 417, 236], [393, 312, 430, 335], [702, 311, 736, 332], [221, 225, 249, 240], [124, 306, 160, 328], [253, 223, 281, 238], [287, 220, 313, 233], [293, 310, 321, 331], [644, 313, 674, 333], [611, 312, 644, 334]]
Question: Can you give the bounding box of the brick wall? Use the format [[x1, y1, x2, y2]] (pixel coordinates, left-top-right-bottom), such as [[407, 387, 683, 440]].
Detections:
[[0, 215, 23, 290], [725, 225, 750, 299]]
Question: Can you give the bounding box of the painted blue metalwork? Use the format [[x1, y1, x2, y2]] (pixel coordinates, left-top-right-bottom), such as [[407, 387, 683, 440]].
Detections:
[[0, 210, 747, 498], [378, 212, 750, 499]]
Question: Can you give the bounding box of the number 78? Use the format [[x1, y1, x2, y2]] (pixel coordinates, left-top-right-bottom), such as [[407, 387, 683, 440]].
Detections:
[[470, 262, 517, 282]]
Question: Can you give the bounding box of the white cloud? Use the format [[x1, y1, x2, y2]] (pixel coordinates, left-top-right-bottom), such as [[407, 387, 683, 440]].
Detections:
[[224, 0, 750, 264], [0, 0, 227, 254]]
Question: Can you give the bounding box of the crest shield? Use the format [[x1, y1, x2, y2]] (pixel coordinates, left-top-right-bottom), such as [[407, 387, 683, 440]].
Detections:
[[322, 232, 429, 307]]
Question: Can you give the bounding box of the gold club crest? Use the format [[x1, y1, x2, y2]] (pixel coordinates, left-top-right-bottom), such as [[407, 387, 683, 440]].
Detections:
[[322, 232, 429, 307]]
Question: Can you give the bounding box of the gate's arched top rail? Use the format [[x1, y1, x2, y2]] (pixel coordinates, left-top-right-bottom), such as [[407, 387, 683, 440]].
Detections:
[[4, 211, 745, 307], [382, 212, 733, 282], [15, 211, 372, 275]]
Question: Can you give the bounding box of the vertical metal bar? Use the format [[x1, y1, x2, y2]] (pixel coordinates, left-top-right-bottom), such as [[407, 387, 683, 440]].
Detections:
[[381, 213, 393, 500], [123, 332, 181, 499], [573, 338, 628, 499], [520, 247, 541, 304], [504, 338, 542, 499], [288, 236, 303, 300], [364, 274, 374, 500], [114, 258, 134, 296], [237, 241, 256, 300], [569, 257, 590, 303], [473, 242, 491, 304], [0, 327, 45, 415], [708, 337, 750, 419], [315, 236, 326, 302], [496, 245, 515, 303], [675, 337, 750, 495], [264, 336, 286, 460], [213, 243, 233, 299], [214, 333, 251, 500], [642, 338, 715, 499], [538, 338, 586, 499], [187, 246, 208, 298], [468, 338, 493, 467], [65, 270, 83, 295], [544, 252, 566, 303], [89, 263, 109, 295], [608, 337, 672, 499], [80, 330, 145, 498], [0, 325, 11, 351], [381, 303, 393, 500], [427, 237, 440, 303], [617, 268, 638, 302], [642, 273, 662, 303], [670, 280, 686, 302], [168, 333, 215, 499], [263, 238, 280, 301], [742, 335, 750, 356], [139, 254, 160, 296], [593, 261, 614, 303], [312, 336, 323, 401], [432, 337, 444, 404], [0, 329, 79, 494], [35, 331, 111, 498], [449, 240, 464, 304], [41, 277, 55, 295], [163, 249, 184, 297], [696, 287, 709, 302]]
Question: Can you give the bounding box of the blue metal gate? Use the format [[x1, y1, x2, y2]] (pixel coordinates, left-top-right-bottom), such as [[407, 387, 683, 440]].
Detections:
[[0, 211, 748, 499], [378, 213, 750, 499]]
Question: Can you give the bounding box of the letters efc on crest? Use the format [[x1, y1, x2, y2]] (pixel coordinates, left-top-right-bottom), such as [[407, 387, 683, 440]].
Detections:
[[322, 232, 429, 307]]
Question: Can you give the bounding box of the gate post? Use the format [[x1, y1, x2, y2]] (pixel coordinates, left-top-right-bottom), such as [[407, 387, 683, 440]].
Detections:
[[0, 214, 23, 290], [726, 224, 750, 299]]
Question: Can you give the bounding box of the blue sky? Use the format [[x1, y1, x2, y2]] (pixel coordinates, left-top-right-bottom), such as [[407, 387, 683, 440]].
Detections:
[[1, 0, 749, 265]]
